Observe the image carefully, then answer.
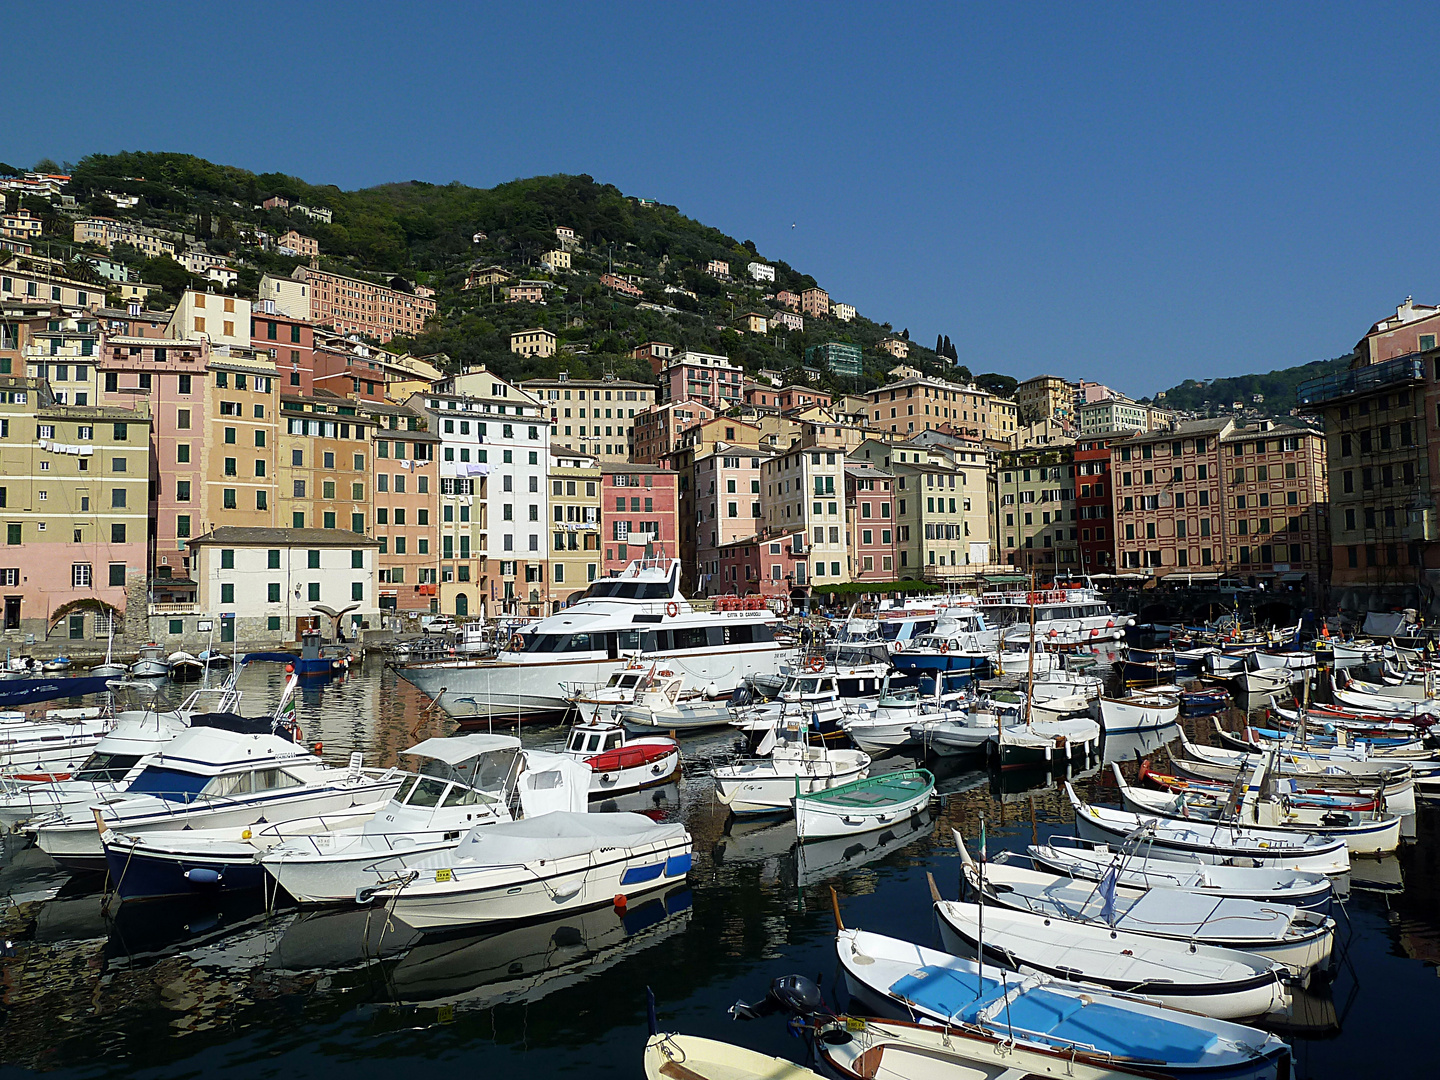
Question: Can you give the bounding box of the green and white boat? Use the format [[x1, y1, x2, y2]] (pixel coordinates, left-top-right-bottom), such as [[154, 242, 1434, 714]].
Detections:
[[792, 769, 934, 841]]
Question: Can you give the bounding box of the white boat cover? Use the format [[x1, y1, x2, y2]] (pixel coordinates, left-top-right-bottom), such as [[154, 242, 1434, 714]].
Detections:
[[404, 734, 522, 762], [1362, 611, 1415, 637], [517, 751, 591, 816], [453, 810, 684, 866]]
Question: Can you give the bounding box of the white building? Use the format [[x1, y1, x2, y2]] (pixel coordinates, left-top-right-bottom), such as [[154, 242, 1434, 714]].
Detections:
[[257, 273, 313, 320], [167, 290, 251, 349], [831, 302, 856, 322], [746, 261, 775, 283], [761, 446, 850, 588], [188, 526, 381, 642], [410, 372, 552, 618], [1077, 397, 1148, 435]]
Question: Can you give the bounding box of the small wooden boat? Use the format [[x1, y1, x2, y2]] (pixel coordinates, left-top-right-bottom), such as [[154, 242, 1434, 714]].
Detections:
[[996, 715, 1100, 767], [1064, 782, 1350, 874], [713, 741, 870, 816], [128, 644, 169, 679], [1140, 761, 1382, 813], [167, 651, 204, 683], [41, 656, 73, 673], [792, 769, 933, 841], [933, 898, 1290, 1019], [1230, 661, 1293, 697], [1028, 837, 1334, 910], [1181, 686, 1232, 714], [1098, 692, 1178, 733], [644, 1034, 819, 1080], [960, 838, 1334, 979]]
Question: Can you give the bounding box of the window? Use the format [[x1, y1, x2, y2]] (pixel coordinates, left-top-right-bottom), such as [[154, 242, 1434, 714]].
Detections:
[[308, 582, 321, 602], [351, 582, 364, 601], [220, 583, 235, 604], [221, 549, 235, 570], [72, 563, 92, 587]]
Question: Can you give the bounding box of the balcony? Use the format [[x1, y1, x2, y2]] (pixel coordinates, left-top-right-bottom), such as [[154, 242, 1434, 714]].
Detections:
[[1296, 355, 1425, 412]]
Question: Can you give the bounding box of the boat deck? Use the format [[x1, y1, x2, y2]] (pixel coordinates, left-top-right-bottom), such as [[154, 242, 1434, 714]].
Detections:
[[802, 771, 930, 808]]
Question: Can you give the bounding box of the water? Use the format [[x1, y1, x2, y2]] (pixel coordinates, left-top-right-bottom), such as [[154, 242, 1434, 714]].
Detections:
[[0, 660, 1431, 1079]]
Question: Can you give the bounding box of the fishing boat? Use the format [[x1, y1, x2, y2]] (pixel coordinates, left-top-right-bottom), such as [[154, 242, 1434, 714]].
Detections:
[[1229, 656, 1294, 697], [1028, 836, 1334, 910], [713, 735, 870, 816], [838, 679, 946, 753], [836, 928, 1292, 1078], [1065, 782, 1350, 874], [961, 840, 1334, 979], [996, 714, 1100, 768], [89, 629, 126, 680], [360, 811, 692, 930], [128, 643, 170, 679], [644, 1034, 819, 1080], [792, 769, 933, 841], [561, 719, 679, 796], [1182, 686, 1232, 713], [1168, 741, 1416, 814], [1098, 691, 1179, 733], [167, 651, 205, 682], [1113, 762, 1402, 856], [564, 661, 658, 718], [261, 737, 590, 904], [1140, 760, 1384, 813], [932, 897, 1290, 1019], [397, 556, 785, 721], [728, 672, 860, 745]]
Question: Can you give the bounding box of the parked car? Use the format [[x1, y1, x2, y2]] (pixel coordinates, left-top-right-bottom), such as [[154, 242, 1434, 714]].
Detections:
[[421, 616, 458, 635]]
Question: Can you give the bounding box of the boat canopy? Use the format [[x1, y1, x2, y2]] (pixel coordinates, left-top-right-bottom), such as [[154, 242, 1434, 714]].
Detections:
[[453, 810, 684, 865], [404, 734, 522, 764]]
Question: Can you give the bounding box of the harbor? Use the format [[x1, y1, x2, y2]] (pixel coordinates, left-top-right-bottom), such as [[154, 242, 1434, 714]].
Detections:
[[0, 584, 1438, 1079]]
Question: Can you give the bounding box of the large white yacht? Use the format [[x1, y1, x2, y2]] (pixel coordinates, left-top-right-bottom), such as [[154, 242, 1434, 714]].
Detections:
[[397, 557, 786, 720], [979, 580, 1134, 646]]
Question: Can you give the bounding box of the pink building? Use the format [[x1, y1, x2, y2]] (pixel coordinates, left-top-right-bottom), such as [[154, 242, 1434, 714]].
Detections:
[[506, 283, 546, 303], [743, 382, 834, 413], [600, 273, 644, 298], [716, 529, 808, 599], [658, 351, 744, 411], [634, 340, 676, 377], [693, 446, 773, 593], [775, 291, 800, 312], [601, 465, 680, 575], [705, 260, 730, 278], [801, 288, 830, 319], [98, 334, 212, 580], [632, 400, 715, 464], [845, 463, 899, 580], [770, 309, 803, 332]]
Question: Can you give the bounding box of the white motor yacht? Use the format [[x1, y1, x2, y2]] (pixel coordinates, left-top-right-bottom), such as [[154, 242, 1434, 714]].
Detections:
[[397, 556, 784, 720], [981, 580, 1134, 646]]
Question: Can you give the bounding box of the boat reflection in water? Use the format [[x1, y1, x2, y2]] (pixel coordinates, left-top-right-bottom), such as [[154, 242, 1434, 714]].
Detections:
[[1102, 723, 1181, 765], [271, 884, 693, 1013], [591, 781, 680, 818], [791, 814, 936, 888]]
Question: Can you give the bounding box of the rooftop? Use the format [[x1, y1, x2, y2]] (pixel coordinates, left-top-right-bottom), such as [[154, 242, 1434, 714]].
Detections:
[[188, 527, 381, 548]]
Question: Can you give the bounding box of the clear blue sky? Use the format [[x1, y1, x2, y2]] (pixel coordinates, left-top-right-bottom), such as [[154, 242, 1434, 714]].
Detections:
[[5, 2, 1429, 396]]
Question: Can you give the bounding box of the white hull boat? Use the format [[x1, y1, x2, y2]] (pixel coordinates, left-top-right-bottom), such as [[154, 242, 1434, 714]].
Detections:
[[1098, 693, 1179, 733], [365, 812, 692, 930], [1231, 666, 1295, 697], [933, 899, 1290, 1019], [1028, 839, 1334, 910], [645, 1035, 819, 1080], [792, 769, 933, 841], [1065, 782, 1350, 874], [714, 743, 870, 815], [835, 928, 1292, 1077], [0, 711, 113, 782]]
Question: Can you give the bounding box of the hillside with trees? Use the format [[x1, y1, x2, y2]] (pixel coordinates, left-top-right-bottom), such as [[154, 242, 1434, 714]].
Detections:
[[1146, 355, 1353, 414]]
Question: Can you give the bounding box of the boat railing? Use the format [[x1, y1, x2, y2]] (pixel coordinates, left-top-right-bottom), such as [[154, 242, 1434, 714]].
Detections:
[[104, 767, 401, 820]]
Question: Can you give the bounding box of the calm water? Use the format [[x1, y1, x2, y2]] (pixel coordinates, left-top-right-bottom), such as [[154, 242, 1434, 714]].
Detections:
[[0, 659, 1433, 1079]]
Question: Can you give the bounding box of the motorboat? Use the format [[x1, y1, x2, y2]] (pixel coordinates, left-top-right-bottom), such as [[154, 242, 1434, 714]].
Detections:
[[960, 838, 1334, 979], [978, 581, 1133, 647], [995, 714, 1100, 768], [41, 656, 73, 673], [167, 651, 205, 683], [1064, 782, 1350, 874], [729, 671, 860, 745], [1230, 656, 1295, 697], [713, 735, 870, 816], [33, 724, 406, 872], [89, 630, 126, 680], [564, 661, 656, 718], [561, 719, 679, 796], [0, 708, 114, 783], [1098, 691, 1179, 733], [397, 556, 785, 721], [836, 928, 1292, 1078], [838, 678, 946, 753], [113, 736, 588, 902], [932, 898, 1290, 1019], [910, 696, 1026, 757], [1028, 836, 1334, 911], [792, 769, 933, 841], [129, 644, 170, 679], [360, 811, 692, 930], [615, 669, 733, 732]]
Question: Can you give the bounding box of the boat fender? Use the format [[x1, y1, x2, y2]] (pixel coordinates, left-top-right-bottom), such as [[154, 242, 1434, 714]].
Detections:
[[601, 773, 615, 783], [313, 741, 323, 754], [184, 867, 222, 886], [613, 893, 627, 909]]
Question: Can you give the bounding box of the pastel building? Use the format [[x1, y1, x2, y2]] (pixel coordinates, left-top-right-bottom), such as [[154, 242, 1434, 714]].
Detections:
[[523, 375, 655, 463], [292, 266, 436, 343], [658, 351, 743, 411], [548, 451, 602, 606], [632, 400, 715, 464], [692, 445, 773, 594], [760, 446, 849, 589], [601, 465, 680, 576], [364, 401, 439, 613]]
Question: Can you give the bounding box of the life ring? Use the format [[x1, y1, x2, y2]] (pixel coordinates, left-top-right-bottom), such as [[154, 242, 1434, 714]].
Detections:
[[1026, 592, 1041, 605], [507, 633, 525, 651], [665, 602, 679, 618], [939, 641, 949, 654], [894, 640, 904, 652], [657, 669, 674, 677], [807, 657, 825, 673]]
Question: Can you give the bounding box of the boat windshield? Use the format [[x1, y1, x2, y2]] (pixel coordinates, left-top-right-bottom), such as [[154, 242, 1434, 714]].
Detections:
[[606, 671, 644, 688], [879, 689, 920, 708], [74, 752, 142, 783], [523, 633, 606, 653], [125, 765, 210, 802], [576, 579, 673, 602]]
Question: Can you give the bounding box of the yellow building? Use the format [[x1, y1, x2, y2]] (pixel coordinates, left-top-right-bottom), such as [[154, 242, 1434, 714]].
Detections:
[[277, 391, 375, 533], [543, 250, 572, 272], [548, 451, 602, 609], [202, 352, 279, 531], [510, 328, 556, 358]]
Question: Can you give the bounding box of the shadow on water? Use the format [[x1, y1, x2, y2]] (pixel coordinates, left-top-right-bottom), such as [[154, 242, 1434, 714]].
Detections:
[[0, 660, 1434, 1078]]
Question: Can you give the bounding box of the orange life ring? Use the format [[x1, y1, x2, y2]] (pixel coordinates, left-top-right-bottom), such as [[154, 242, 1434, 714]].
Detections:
[[657, 669, 674, 677], [665, 602, 679, 618], [807, 657, 825, 673], [939, 641, 949, 654], [1026, 592, 1041, 605], [894, 640, 904, 652]]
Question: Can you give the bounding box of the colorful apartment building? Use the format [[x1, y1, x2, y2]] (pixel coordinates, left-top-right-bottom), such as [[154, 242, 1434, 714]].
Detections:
[[658, 350, 744, 411], [170, 290, 251, 350], [509, 327, 556, 357], [996, 445, 1078, 579], [16, 307, 101, 405], [800, 288, 830, 319], [292, 266, 436, 343], [251, 300, 316, 393], [1016, 374, 1075, 426], [276, 391, 375, 536], [631, 400, 715, 465], [1, 262, 107, 309], [867, 373, 1016, 444], [858, 438, 989, 579], [760, 446, 849, 589], [72, 217, 179, 258], [716, 530, 808, 599], [1078, 396, 1147, 434], [364, 401, 439, 613], [523, 375, 654, 463], [548, 451, 602, 605], [601, 465, 680, 576], [845, 463, 899, 581], [633, 340, 675, 377], [692, 445, 773, 594], [1073, 433, 1117, 574], [743, 382, 833, 413], [0, 379, 150, 638], [202, 351, 279, 539]]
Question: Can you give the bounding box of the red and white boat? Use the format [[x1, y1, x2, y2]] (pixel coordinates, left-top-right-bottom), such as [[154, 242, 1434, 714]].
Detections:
[[562, 719, 681, 797]]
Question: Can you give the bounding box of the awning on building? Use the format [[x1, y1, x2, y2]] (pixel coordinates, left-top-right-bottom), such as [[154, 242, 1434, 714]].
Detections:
[[1167, 572, 1219, 583], [1279, 572, 1309, 583], [982, 574, 1028, 584]]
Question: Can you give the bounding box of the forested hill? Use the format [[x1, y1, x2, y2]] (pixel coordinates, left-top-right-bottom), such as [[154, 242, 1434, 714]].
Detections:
[[44, 151, 1016, 393], [1146, 355, 1353, 413]]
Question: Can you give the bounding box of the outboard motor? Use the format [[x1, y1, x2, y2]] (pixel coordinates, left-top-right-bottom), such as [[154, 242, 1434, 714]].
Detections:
[[729, 974, 824, 1021]]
